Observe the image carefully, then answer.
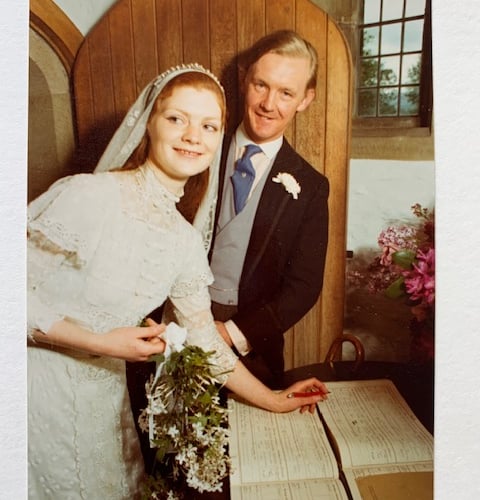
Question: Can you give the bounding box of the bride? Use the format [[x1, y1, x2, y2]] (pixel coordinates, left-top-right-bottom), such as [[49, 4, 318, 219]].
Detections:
[[27, 63, 328, 499]]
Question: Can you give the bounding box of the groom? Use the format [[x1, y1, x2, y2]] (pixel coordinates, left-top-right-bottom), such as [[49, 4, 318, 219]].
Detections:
[[210, 30, 329, 388]]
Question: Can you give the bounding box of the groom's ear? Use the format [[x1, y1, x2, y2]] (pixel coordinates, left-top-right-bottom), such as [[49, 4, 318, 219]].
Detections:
[[296, 88, 316, 113]]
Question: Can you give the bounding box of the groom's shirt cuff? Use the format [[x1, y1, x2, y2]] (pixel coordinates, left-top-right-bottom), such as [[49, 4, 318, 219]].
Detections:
[[225, 320, 251, 356]]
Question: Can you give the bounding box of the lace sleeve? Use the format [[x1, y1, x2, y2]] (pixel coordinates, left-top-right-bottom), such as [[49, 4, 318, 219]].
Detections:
[[164, 229, 237, 382], [169, 229, 215, 298], [27, 174, 116, 268], [168, 291, 237, 385], [27, 173, 116, 339]]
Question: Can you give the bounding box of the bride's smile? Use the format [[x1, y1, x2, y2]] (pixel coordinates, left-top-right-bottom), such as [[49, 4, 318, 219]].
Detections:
[[146, 86, 223, 193]]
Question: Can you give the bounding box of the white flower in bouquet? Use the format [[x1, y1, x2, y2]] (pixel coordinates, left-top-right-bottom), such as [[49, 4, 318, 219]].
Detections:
[[160, 322, 187, 358], [139, 322, 232, 499]]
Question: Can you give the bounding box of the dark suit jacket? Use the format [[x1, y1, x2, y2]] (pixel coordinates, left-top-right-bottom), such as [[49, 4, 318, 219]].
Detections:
[[210, 135, 329, 383]]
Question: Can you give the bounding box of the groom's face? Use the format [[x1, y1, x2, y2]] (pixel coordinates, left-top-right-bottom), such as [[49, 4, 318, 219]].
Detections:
[[242, 52, 315, 144]]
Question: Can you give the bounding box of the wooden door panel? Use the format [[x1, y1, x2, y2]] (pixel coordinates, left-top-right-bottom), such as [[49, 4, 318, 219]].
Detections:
[[131, 0, 160, 90], [72, 0, 352, 368]]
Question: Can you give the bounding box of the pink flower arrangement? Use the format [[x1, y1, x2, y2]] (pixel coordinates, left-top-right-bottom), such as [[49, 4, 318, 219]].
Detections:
[[404, 247, 435, 306], [348, 204, 435, 361]]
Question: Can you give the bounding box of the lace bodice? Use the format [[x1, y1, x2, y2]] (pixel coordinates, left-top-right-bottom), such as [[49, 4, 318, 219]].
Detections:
[[27, 164, 237, 378]]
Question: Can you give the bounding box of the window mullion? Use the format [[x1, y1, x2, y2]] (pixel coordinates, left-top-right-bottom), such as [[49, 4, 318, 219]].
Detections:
[[357, 0, 429, 124]]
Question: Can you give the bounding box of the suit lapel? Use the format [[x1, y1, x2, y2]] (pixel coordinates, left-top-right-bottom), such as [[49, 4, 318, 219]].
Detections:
[[253, 140, 300, 229], [210, 134, 233, 258], [242, 141, 299, 284], [215, 134, 232, 221]]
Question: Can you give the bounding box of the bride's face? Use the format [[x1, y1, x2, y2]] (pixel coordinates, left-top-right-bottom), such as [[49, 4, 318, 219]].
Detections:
[[146, 85, 223, 194]]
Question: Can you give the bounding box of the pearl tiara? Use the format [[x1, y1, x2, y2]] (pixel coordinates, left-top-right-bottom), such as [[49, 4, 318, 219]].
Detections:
[[153, 63, 225, 95]]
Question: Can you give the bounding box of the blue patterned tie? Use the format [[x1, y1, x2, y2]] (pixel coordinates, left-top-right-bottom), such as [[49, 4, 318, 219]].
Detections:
[[231, 144, 262, 214]]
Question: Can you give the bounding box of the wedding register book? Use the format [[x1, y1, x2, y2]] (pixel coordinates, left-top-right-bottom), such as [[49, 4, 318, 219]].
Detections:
[[228, 379, 433, 500]]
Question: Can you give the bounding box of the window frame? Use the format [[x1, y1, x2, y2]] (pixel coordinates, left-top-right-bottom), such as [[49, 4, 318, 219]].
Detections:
[[353, 0, 432, 135]]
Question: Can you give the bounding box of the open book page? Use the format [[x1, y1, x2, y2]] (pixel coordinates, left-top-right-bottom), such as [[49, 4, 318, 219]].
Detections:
[[230, 479, 349, 500], [228, 397, 348, 500], [318, 379, 433, 469]]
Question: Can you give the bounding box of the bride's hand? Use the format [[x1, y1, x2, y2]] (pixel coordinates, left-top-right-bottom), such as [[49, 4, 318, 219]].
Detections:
[[99, 322, 166, 362], [274, 378, 330, 414], [143, 317, 165, 344]]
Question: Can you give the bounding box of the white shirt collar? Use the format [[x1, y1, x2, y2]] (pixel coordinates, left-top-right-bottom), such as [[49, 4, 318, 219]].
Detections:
[[235, 123, 283, 161]]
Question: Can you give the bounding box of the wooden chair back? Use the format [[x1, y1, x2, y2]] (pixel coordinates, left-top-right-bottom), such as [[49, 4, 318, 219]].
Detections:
[[71, 0, 353, 369]]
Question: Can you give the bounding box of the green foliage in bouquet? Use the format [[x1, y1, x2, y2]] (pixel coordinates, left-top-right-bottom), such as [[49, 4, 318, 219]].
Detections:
[[138, 341, 231, 499]]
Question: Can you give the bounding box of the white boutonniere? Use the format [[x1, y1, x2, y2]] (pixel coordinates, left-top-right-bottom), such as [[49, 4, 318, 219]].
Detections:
[[272, 172, 301, 199]]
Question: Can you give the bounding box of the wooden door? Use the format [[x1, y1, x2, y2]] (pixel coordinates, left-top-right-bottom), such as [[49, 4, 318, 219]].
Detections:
[[72, 0, 352, 368]]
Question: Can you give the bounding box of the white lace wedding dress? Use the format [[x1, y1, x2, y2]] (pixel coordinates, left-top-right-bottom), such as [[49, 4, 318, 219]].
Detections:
[[27, 164, 237, 499]]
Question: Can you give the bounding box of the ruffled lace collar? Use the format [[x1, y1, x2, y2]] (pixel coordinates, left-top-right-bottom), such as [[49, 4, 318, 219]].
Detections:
[[136, 163, 183, 206]]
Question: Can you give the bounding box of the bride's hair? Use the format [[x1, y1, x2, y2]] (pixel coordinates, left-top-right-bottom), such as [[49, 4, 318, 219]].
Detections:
[[121, 71, 226, 224]]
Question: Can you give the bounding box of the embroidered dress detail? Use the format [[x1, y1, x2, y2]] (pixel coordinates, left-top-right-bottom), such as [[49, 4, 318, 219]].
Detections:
[[27, 164, 236, 499]]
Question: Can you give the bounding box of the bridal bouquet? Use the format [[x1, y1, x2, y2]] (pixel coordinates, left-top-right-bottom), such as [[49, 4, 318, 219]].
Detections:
[[139, 323, 232, 499], [348, 204, 435, 361]]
